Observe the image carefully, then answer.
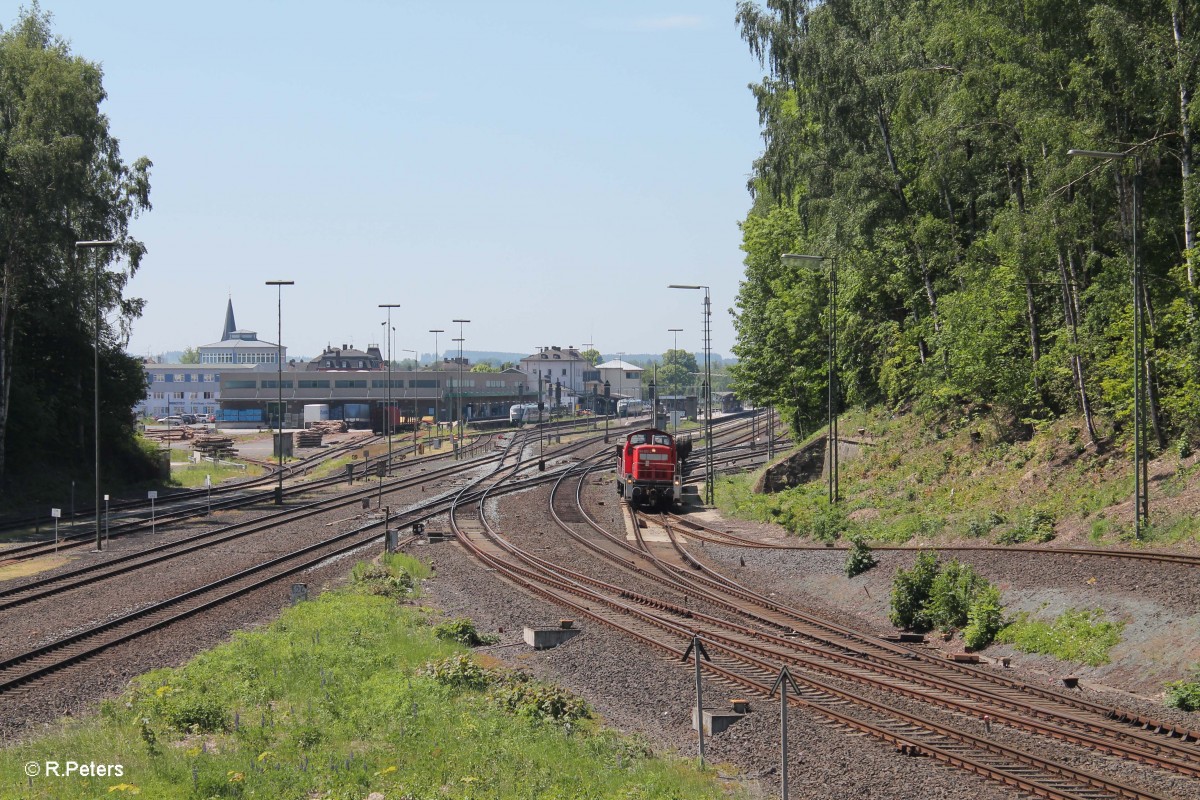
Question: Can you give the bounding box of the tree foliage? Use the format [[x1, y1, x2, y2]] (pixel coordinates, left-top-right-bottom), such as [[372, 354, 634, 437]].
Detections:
[[0, 5, 154, 498], [732, 0, 1200, 448]]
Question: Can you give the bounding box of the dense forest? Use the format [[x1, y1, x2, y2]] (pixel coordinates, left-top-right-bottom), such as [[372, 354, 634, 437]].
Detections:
[[729, 0, 1200, 452], [0, 7, 155, 502]]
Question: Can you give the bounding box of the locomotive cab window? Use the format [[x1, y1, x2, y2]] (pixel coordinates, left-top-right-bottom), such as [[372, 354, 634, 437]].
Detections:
[[628, 434, 647, 445], [652, 434, 671, 446]]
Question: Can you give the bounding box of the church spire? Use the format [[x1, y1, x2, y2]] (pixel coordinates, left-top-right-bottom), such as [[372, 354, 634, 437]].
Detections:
[[222, 298, 236, 341]]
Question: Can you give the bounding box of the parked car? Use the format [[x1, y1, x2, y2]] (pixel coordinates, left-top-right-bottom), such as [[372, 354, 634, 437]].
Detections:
[[156, 415, 184, 425], [179, 413, 197, 425]]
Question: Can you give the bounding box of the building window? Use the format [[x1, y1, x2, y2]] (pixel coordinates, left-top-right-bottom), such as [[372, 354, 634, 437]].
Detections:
[[299, 380, 330, 389], [225, 380, 257, 389], [262, 380, 294, 389], [173, 391, 184, 400], [334, 380, 367, 389], [411, 379, 440, 388], [203, 391, 214, 399]]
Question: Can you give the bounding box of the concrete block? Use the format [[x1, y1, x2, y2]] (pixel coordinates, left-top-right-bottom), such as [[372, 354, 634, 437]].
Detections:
[[692, 706, 745, 735], [524, 625, 582, 650]]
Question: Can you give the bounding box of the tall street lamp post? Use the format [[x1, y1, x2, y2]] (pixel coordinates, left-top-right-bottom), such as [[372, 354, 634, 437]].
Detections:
[[452, 319, 470, 459], [428, 328, 443, 427], [668, 328, 682, 437], [781, 254, 840, 504], [379, 304, 400, 476], [669, 284, 714, 506], [1068, 147, 1147, 538], [603, 380, 611, 443], [401, 348, 418, 452], [265, 280, 294, 504], [76, 239, 118, 551], [615, 352, 625, 409]]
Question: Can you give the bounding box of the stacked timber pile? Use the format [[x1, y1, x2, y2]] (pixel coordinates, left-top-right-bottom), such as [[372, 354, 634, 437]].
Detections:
[[293, 429, 323, 448], [145, 426, 194, 442], [308, 420, 348, 434], [192, 434, 237, 458]]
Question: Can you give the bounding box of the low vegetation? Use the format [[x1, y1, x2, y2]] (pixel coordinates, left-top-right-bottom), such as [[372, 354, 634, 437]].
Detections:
[[1, 559, 736, 799], [168, 460, 260, 488], [716, 406, 1200, 547], [995, 607, 1125, 667], [887, 552, 1004, 649], [843, 534, 876, 578], [1164, 665, 1200, 712], [432, 617, 500, 647]]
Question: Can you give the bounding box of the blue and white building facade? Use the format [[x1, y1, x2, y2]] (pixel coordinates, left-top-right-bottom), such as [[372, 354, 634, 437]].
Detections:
[[134, 299, 282, 419]]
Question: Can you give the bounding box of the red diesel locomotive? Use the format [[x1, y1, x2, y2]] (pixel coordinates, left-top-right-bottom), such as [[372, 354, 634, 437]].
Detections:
[[616, 427, 691, 508]]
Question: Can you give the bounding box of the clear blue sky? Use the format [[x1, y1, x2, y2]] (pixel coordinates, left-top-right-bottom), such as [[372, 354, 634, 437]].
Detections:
[[38, 2, 765, 361]]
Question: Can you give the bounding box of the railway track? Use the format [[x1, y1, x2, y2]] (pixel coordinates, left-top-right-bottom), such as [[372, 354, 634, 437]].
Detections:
[[442, 448, 1198, 799], [0, 426, 617, 698]]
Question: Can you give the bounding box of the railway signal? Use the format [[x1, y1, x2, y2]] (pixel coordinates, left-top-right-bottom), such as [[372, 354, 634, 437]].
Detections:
[[681, 633, 711, 768], [769, 665, 804, 799]]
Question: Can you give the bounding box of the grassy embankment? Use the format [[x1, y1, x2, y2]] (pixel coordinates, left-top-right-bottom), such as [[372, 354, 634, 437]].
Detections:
[[1, 553, 740, 800], [716, 407, 1192, 674], [717, 406, 1200, 547]]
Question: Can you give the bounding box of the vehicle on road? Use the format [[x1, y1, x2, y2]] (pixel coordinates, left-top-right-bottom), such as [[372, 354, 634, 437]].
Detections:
[[155, 416, 184, 425]]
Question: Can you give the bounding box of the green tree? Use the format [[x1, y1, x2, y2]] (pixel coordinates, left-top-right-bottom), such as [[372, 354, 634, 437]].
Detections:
[[731, 0, 1200, 451], [0, 6, 153, 493], [579, 348, 601, 366], [179, 347, 200, 364]]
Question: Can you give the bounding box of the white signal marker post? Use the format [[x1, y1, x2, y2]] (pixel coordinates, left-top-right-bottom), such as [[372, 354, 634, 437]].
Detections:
[[681, 633, 711, 768], [148, 490, 158, 534], [103, 494, 110, 548], [51, 508, 61, 552], [769, 665, 804, 799], [205, 474, 212, 516]]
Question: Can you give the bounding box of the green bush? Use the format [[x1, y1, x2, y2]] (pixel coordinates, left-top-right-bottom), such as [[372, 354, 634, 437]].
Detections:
[[963, 584, 1004, 649], [1165, 680, 1200, 712], [1164, 664, 1200, 711], [352, 560, 416, 599], [420, 653, 496, 690], [925, 560, 985, 632], [811, 502, 848, 543], [844, 534, 877, 578], [995, 509, 1056, 544], [491, 672, 593, 724], [888, 552, 1003, 641], [432, 617, 500, 646], [888, 551, 940, 630]]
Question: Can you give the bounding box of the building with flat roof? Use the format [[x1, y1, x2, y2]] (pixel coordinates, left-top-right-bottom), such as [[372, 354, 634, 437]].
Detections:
[[217, 366, 530, 428]]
